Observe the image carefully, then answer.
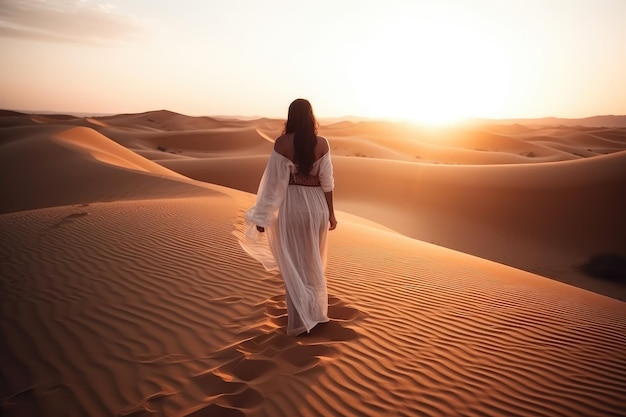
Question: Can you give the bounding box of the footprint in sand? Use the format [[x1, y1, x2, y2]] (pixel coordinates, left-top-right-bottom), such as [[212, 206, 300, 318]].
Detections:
[[328, 296, 364, 322], [50, 212, 89, 229], [184, 403, 246, 417], [190, 368, 264, 415], [215, 357, 279, 383], [162, 294, 363, 416], [264, 293, 364, 338], [276, 343, 337, 373]]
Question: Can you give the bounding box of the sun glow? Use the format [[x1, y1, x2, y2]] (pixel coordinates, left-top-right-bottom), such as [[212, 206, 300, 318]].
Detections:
[[346, 9, 510, 125]]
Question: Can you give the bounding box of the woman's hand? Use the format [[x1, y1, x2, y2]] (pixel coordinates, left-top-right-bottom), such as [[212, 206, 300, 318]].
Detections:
[[256, 225, 265, 233], [329, 215, 337, 231]]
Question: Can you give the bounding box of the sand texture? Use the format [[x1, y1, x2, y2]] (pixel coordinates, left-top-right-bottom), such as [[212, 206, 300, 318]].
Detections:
[[1, 110, 625, 416]]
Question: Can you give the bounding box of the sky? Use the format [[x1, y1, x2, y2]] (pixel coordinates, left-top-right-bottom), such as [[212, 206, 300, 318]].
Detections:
[[1, 0, 625, 123]]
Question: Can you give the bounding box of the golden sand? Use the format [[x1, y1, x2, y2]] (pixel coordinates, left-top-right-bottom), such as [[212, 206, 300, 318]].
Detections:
[[1, 110, 625, 416]]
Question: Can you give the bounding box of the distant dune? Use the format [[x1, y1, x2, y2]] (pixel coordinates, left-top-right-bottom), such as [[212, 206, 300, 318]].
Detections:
[[476, 114, 626, 128], [1, 109, 625, 417]]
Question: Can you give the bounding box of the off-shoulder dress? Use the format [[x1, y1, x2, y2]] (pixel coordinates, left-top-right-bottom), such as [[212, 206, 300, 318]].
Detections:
[[239, 138, 334, 335]]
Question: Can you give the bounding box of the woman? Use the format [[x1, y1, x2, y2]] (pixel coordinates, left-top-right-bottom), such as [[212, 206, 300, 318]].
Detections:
[[240, 99, 337, 336]]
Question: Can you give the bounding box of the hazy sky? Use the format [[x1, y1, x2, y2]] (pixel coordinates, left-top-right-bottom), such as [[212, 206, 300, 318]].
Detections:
[[1, 0, 625, 123]]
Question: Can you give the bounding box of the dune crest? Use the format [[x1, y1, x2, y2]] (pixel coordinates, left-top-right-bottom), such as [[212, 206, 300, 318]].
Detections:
[[0, 123, 214, 214], [52, 126, 186, 176]]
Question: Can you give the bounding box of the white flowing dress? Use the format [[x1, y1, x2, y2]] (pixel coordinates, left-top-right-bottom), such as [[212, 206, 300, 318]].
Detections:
[[240, 140, 334, 336]]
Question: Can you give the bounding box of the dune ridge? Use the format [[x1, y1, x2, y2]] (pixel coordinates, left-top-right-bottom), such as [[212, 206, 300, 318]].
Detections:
[[1, 110, 625, 416]]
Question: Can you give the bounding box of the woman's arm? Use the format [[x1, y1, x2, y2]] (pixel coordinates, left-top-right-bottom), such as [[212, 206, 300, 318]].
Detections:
[[325, 190, 337, 230]]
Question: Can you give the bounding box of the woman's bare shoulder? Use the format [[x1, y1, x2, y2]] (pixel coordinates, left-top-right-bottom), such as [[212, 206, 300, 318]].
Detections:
[[274, 134, 293, 157], [274, 134, 288, 148], [316, 136, 330, 153]]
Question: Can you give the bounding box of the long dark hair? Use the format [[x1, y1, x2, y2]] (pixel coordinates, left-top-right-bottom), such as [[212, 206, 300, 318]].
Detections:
[[284, 98, 318, 174]]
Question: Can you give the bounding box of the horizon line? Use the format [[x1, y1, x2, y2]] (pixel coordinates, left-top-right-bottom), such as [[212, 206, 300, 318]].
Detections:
[[3, 108, 626, 125]]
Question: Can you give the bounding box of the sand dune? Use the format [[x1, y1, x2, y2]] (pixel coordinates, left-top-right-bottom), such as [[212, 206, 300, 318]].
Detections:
[[2, 196, 625, 416], [133, 119, 625, 297], [518, 128, 626, 157], [333, 152, 626, 283], [0, 124, 211, 214], [1, 110, 625, 416], [322, 122, 617, 164]]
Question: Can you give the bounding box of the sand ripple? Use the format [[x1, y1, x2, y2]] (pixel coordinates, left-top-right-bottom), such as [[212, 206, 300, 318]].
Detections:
[[322, 224, 626, 416], [1, 195, 625, 416]]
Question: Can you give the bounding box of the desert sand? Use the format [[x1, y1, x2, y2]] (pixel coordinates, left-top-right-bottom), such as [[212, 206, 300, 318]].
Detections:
[[1, 109, 625, 416]]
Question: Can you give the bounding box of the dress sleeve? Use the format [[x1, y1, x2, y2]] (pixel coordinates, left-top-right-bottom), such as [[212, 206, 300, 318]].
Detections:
[[244, 151, 292, 229], [237, 151, 292, 271], [318, 150, 334, 192]]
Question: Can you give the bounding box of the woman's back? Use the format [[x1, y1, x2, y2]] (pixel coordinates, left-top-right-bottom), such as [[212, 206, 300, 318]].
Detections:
[[274, 133, 329, 172], [240, 98, 336, 336]]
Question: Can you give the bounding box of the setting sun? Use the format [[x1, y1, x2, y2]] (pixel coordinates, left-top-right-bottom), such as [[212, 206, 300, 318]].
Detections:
[[346, 7, 510, 125]]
